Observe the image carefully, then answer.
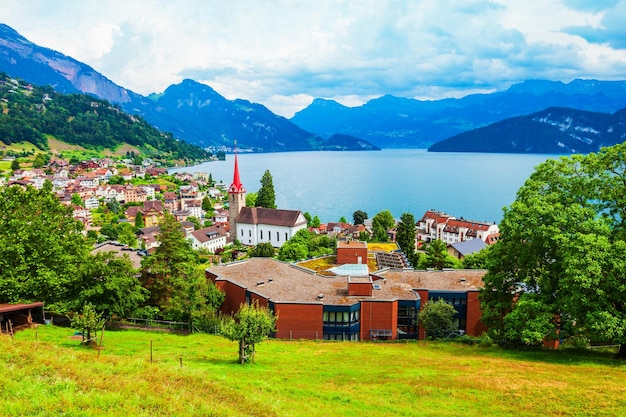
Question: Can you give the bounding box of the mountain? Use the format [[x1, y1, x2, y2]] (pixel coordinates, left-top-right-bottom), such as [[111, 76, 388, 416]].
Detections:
[[291, 80, 626, 149], [0, 73, 209, 162], [0, 24, 377, 153], [428, 107, 626, 154]]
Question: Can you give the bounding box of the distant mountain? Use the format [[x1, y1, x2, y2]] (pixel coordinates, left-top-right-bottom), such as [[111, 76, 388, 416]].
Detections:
[[428, 107, 626, 154], [0, 23, 377, 153], [0, 73, 209, 162], [291, 80, 626, 149]]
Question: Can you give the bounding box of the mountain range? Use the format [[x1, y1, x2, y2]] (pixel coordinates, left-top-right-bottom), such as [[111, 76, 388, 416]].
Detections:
[[2, 22, 626, 154], [429, 107, 626, 154], [0, 23, 378, 153]]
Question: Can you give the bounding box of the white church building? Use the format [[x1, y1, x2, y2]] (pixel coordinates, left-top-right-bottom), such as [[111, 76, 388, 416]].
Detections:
[[228, 153, 307, 248]]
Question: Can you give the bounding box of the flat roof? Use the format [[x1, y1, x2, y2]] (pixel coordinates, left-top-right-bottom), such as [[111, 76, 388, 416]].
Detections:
[[0, 302, 45, 314], [207, 258, 486, 306], [337, 240, 368, 249]]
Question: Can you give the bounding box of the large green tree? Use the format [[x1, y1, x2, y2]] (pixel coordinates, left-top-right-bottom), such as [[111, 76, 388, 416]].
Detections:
[[255, 170, 276, 209], [418, 299, 457, 339], [480, 144, 626, 357], [396, 212, 418, 266], [419, 239, 458, 270], [0, 185, 88, 310], [140, 213, 224, 326], [353, 210, 368, 225], [372, 209, 395, 242], [77, 252, 148, 319], [221, 302, 277, 364]]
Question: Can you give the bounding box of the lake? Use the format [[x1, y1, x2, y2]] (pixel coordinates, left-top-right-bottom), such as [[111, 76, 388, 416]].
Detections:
[[169, 149, 558, 224]]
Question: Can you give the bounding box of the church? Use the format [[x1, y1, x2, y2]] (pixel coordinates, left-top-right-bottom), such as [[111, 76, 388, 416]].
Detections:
[[227, 153, 307, 247]]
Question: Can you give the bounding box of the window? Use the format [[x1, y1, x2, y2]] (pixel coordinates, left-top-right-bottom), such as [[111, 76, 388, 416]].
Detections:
[[260, 230, 263, 239], [276, 231, 279, 241], [240, 229, 243, 236], [249, 230, 252, 237], [285, 232, 288, 241], [323, 309, 359, 326]]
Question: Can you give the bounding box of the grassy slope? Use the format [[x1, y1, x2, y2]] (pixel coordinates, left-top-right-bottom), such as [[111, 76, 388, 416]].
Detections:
[[2, 326, 625, 416]]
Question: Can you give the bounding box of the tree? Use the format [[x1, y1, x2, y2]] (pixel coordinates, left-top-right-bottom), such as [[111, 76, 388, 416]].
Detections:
[[310, 215, 321, 228], [339, 216, 347, 224], [11, 159, 20, 171], [480, 145, 626, 357], [245, 192, 257, 207], [250, 242, 275, 257], [461, 246, 491, 269], [372, 210, 395, 242], [396, 212, 417, 266], [255, 170, 276, 209], [277, 241, 308, 262], [221, 302, 277, 364], [77, 252, 148, 319], [141, 213, 197, 309], [201, 196, 213, 212], [187, 216, 202, 230], [353, 210, 368, 225], [71, 193, 84, 207], [70, 303, 107, 345], [140, 213, 224, 325], [0, 185, 88, 311], [116, 222, 138, 247], [419, 239, 458, 270], [134, 212, 145, 228], [418, 299, 457, 339]]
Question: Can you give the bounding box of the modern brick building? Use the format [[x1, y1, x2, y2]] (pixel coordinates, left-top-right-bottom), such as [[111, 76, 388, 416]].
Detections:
[[207, 258, 488, 341], [336, 240, 368, 265]]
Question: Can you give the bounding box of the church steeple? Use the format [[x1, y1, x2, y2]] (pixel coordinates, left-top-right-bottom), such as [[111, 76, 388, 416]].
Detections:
[[228, 143, 246, 238], [228, 152, 245, 194]]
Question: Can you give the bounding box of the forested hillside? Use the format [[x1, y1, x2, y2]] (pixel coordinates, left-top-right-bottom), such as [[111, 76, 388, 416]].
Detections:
[[0, 73, 209, 162]]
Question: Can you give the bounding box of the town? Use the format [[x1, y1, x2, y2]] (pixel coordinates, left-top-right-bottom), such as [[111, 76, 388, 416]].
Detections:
[[1, 150, 501, 343]]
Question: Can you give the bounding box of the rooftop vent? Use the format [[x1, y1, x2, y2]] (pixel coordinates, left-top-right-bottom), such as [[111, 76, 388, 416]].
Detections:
[[460, 278, 466, 282], [256, 281, 264, 286], [317, 293, 324, 300], [373, 284, 382, 290]]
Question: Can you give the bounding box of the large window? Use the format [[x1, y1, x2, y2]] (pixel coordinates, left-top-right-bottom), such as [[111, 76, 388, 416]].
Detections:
[[323, 310, 359, 326], [323, 305, 360, 341], [397, 301, 418, 339]]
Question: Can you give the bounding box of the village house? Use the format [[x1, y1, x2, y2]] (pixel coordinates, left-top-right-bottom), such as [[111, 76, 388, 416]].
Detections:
[[187, 224, 227, 252], [417, 210, 499, 245], [207, 257, 487, 341]]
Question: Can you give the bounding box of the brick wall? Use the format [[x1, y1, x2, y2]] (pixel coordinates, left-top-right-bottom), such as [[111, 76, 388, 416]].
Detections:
[[274, 303, 323, 340], [359, 300, 398, 341]]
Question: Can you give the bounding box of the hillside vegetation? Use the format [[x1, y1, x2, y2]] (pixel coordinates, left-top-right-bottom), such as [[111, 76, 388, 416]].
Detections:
[[3, 326, 625, 416], [0, 73, 209, 163]]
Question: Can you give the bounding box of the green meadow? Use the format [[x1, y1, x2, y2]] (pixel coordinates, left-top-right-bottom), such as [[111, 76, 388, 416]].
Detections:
[[1, 325, 625, 416]]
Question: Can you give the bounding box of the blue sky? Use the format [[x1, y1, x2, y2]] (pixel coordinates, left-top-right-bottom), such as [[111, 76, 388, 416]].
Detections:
[[3, 0, 626, 117]]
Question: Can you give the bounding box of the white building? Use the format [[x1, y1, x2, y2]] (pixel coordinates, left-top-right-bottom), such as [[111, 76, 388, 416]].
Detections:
[[188, 225, 227, 252], [235, 207, 308, 247]]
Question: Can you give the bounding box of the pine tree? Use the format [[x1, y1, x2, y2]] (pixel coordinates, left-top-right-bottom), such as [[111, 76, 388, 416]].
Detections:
[[255, 170, 276, 209]]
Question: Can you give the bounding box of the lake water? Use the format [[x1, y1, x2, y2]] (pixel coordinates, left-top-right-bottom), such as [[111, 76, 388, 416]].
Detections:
[[169, 149, 558, 224]]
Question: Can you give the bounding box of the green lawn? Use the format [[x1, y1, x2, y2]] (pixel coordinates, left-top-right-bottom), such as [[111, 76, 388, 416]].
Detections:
[[2, 326, 625, 416]]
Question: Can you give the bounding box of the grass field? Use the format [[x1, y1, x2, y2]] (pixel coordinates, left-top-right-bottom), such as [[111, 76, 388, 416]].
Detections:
[[1, 326, 625, 416]]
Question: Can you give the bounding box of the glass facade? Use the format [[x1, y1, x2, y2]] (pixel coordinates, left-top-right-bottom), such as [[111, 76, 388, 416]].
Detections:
[[323, 304, 360, 341], [397, 299, 420, 339]]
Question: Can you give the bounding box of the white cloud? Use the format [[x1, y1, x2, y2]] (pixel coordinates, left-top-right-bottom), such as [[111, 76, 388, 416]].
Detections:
[[3, 0, 626, 117]]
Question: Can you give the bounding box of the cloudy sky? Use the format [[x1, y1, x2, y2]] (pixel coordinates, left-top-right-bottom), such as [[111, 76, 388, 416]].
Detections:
[[3, 0, 626, 117]]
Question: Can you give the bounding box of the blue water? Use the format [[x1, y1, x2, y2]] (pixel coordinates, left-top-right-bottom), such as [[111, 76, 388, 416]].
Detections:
[[170, 150, 557, 224]]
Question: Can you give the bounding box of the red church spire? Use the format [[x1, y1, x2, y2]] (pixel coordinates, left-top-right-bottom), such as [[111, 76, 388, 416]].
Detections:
[[229, 143, 245, 193]]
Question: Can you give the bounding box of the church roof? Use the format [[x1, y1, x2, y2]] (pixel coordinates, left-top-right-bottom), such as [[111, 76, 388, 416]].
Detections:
[[228, 153, 245, 193], [235, 207, 306, 227]]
